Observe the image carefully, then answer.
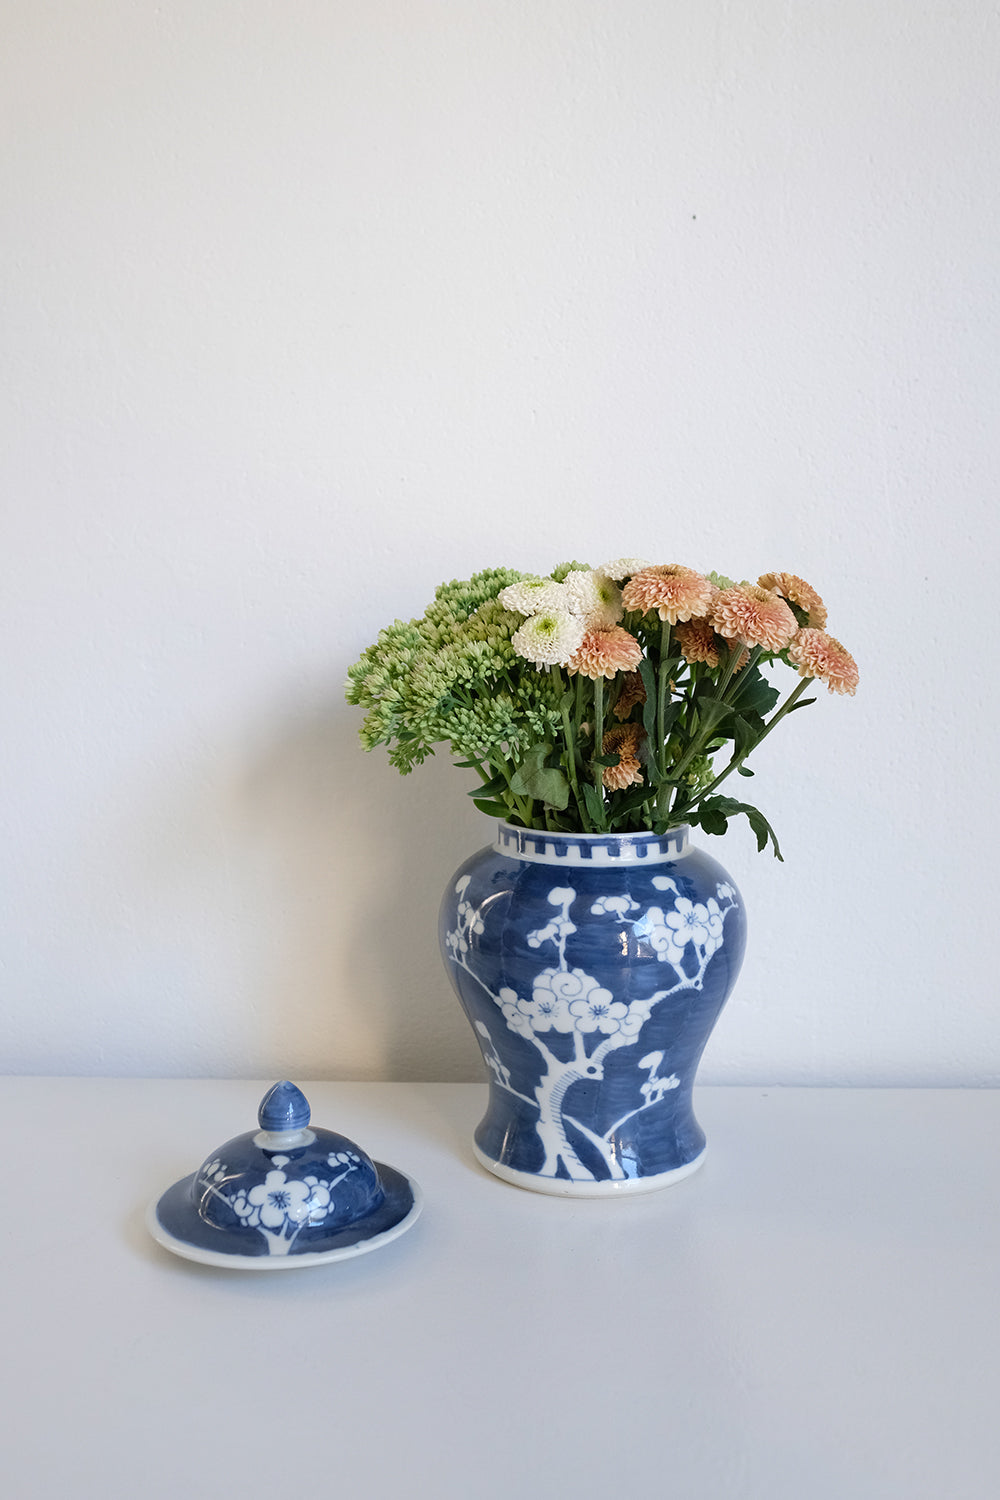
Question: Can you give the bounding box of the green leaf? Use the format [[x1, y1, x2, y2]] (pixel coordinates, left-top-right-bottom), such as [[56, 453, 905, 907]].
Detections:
[[607, 785, 654, 820], [693, 695, 733, 735], [696, 794, 783, 860], [660, 700, 681, 736], [696, 806, 730, 837], [582, 781, 606, 826], [730, 711, 766, 763], [745, 807, 783, 860], [467, 770, 510, 799], [515, 767, 570, 810], [636, 732, 663, 787], [637, 658, 659, 740], [472, 798, 512, 818], [510, 743, 570, 810], [729, 668, 780, 717]]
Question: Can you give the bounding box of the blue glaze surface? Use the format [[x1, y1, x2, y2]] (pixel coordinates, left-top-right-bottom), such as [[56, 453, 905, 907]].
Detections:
[[151, 1083, 416, 1260], [258, 1079, 312, 1132], [155, 1162, 415, 1259], [440, 823, 747, 1191]]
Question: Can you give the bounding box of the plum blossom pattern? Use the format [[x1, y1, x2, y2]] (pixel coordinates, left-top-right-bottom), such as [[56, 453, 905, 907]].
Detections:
[[475, 1020, 513, 1091], [639, 1051, 681, 1105], [197, 1150, 363, 1256], [498, 966, 650, 1040], [526, 886, 577, 949], [446, 875, 738, 1182], [444, 875, 485, 958], [590, 894, 640, 919], [569, 989, 636, 1035], [231, 1169, 322, 1230], [636, 896, 726, 971]]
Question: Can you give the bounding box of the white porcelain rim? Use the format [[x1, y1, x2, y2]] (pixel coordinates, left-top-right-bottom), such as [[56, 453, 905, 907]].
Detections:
[[493, 821, 691, 866], [472, 1142, 706, 1197], [146, 1174, 423, 1270]]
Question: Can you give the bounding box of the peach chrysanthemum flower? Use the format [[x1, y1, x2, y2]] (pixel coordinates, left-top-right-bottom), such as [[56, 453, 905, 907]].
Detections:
[[612, 670, 646, 720], [602, 723, 645, 790], [711, 584, 797, 652], [787, 629, 859, 695], [674, 618, 720, 668], [621, 564, 716, 624], [758, 572, 828, 630], [567, 626, 644, 680]]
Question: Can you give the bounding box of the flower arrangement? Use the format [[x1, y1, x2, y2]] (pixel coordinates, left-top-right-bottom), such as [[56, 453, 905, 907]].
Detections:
[[345, 559, 858, 858]]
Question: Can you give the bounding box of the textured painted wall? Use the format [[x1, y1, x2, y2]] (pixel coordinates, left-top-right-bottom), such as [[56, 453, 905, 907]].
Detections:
[[3, 2, 997, 1082]]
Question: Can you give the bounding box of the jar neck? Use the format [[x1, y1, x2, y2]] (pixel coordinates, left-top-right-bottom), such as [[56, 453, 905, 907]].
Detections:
[[494, 821, 689, 866]]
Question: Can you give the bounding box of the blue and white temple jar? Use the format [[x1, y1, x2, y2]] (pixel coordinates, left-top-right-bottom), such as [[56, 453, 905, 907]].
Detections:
[[440, 822, 747, 1196]]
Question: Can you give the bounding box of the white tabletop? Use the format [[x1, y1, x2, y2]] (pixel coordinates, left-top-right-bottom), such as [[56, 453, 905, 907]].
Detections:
[[3, 1078, 999, 1498]]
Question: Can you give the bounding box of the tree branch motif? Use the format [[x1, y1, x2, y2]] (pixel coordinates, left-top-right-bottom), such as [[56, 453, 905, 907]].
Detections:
[[447, 875, 737, 1182], [196, 1151, 363, 1256]]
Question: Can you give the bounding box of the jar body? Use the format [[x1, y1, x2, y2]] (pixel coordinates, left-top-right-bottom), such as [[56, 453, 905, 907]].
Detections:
[[439, 823, 747, 1196]]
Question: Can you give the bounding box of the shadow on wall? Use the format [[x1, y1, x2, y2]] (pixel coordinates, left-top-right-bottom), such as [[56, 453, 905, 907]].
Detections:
[[234, 696, 489, 1083]]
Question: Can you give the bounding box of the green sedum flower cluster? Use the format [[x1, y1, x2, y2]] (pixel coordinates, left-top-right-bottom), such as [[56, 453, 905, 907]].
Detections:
[[345, 569, 563, 777]]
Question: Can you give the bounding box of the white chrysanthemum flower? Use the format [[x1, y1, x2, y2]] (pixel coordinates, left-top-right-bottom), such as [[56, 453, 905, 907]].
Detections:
[[561, 569, 624, 627], [511, 610, 586, 667], [498, 578, 569, 616], [599, 557, 652, 582]]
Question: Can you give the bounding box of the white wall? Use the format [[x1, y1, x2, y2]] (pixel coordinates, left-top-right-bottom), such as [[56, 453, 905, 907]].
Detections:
[[3, 1, 997, 1084]]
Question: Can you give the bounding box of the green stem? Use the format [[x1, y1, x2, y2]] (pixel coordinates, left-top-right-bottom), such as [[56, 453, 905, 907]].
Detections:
[[656, 619, 672, 778], [512, 791, 533, 825], [592, 675, 607, 830], [672, 676, 813, 819], [560, 691, 592, 833], [665, 643, 762, 812], [466, 755, 529, 828], [493, 756, 534, 826]]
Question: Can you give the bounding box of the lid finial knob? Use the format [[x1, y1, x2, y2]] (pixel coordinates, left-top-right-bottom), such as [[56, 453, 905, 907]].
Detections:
[[258, 1081, 311, 1133]]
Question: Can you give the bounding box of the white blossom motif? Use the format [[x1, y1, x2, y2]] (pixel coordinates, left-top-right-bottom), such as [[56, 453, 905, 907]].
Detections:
[[446, 876, 485, 957], [475, 1020, 513, 1090], [197, 1150, 364, 1256], [231, 1169, 316, 1230], [638, 1050, 681, 1105], [538, 967, 614, 1024], [634, 896, 727, 976], [567, 990, 631, 1035], [446, 873, 738, 1183], [590, 894, 640, 918], [526, 887, 577, 953], [501, 979, 571, 1035], [526, 918, 574, 950]]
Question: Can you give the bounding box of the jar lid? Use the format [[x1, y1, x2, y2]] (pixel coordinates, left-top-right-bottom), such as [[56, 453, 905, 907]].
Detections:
[[147, 1082, 422, 1270]]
